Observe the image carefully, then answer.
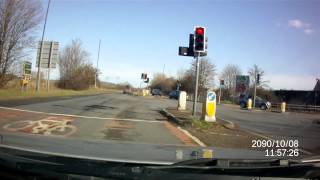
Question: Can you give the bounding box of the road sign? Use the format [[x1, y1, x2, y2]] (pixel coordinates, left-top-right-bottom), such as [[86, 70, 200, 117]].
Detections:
[[23, 61, 32, 75], [36, 41, 59, 68], [202, 91, 216, 122], [236, 75, 250, 93]]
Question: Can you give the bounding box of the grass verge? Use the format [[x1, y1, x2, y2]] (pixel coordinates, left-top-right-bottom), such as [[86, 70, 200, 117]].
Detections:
[[0, 88, 119, 101]]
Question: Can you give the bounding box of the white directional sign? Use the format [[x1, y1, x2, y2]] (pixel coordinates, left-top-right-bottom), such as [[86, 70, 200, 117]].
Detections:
[[36, 41, 59, 68]]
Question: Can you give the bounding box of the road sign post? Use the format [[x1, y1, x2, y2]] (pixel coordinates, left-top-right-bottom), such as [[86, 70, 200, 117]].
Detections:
[[36, 41, 59, 92]]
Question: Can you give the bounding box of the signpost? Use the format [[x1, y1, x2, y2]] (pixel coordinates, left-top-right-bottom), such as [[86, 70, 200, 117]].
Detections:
[[23, 61, 32, 75], [236, 75, 250, 94], [21, 61, 32, 92], [36, 41, 59, 91]]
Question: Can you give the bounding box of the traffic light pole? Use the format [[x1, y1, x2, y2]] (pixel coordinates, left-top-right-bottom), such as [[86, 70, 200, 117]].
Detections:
[[218, 85, 222, 104], [192, 53, 200, 117]]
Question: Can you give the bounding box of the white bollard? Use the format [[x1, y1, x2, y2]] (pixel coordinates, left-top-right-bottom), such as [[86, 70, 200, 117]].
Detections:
[[202, 91, 216, 122], [178, 91, 187, 110]]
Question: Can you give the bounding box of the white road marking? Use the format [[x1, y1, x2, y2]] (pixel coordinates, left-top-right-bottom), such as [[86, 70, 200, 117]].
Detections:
[[0, 106, 163, 123], [177, 126, 206, 147]]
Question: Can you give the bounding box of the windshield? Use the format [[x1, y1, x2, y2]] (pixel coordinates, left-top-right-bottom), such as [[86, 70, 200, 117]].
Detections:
[[0, 0, 319, 178]]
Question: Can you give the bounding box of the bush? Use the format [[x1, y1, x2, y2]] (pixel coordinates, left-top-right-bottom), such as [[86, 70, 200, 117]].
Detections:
[[58, 65, 96, 90]]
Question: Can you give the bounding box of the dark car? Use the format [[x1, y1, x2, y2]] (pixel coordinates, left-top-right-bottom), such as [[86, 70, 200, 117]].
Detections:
[[239, 94, 271, 110], [169, 90, 180, 99], [151, 89, 162, 96]]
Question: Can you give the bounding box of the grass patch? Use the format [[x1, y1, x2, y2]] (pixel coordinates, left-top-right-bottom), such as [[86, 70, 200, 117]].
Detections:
[[0, 88, 117, 101], [191, 119, 216, 130]]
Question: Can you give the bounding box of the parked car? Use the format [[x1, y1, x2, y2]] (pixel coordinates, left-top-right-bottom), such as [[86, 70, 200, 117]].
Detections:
[[151, 89, 162, 96], [169, 90, 180, 99], [239, 94, 271, 110]]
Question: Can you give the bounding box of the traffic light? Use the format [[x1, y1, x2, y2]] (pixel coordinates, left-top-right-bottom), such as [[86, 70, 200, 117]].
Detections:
[[257, 74, 260, 84], [194, 27, 206, 53], [141, 73, 147, 79], [220, 80, 224, 86], [144, 78, 149, 83]]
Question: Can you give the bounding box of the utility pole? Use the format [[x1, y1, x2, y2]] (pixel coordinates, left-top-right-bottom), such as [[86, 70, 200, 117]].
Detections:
[[95, 39, 101, 88], [253, 71, 257, 108], [192, 52, 200, 116], [218, 84, 222, 104], [36, 0, 51, 92]]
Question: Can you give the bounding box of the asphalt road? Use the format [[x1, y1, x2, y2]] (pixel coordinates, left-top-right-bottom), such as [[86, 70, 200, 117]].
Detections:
[[0, 93, 267, 162], [0, 93, 192, 145], [217, 105, 320, 154], [186, 101, 320, 155]]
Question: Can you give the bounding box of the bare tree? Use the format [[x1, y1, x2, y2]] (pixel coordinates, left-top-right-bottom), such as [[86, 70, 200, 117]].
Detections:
[[150, 73, 177, 94], [185, 58, 217, 99], [220, 64, 242, 95], [58, 39, 96, 90], [248, 64, 269, 88], [0, 0, 43, 87]]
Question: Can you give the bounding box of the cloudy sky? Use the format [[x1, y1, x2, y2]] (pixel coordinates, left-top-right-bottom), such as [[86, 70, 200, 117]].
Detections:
[[33, 0, 320, 90]]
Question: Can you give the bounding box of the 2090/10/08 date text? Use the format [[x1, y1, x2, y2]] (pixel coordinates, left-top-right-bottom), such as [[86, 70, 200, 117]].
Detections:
[[252, 139, 300, 157]]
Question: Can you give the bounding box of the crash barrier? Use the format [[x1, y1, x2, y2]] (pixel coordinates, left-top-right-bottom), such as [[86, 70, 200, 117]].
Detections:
[[270, 103, 320, 113]]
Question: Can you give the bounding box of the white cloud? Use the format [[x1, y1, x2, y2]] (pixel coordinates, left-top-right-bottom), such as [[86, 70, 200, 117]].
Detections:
[[288, 19, 315, 35], [288, 19, 305, 29], [304, 29, 314, 35]]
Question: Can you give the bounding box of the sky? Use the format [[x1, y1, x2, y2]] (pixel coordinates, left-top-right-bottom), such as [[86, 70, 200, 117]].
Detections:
[[31, 0, 320, 90]]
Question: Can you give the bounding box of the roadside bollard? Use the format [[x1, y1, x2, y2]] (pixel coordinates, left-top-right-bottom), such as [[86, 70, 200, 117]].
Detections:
[[178, 91, 187, 111], [281, 102, 286, 113], [247, 98, 252, 110], [201, 91, 216, 122]]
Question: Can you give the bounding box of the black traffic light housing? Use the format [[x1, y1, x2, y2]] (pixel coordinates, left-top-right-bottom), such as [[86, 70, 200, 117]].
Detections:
[[193, 27, 206, 53], [220, 80, 225, 86], [257, 74, 260, 84]]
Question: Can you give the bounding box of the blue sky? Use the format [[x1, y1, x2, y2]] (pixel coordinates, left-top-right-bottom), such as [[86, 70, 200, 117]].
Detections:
[[32, 0, 320, 90]]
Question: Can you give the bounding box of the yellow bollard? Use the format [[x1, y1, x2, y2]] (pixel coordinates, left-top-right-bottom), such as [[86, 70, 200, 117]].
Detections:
[[247, 98, 252, 110], [281, 102, 286, 113], [202, 91, 216, 122]]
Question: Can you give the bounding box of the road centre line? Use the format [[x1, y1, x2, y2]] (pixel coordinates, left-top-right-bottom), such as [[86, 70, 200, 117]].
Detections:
[[0, 106, 162, 123]]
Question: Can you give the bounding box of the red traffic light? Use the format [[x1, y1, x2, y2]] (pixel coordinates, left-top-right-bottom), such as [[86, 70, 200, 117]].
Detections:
[[195, 27, 204, 35]]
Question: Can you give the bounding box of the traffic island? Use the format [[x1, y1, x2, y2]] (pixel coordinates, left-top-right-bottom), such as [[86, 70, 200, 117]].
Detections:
[[161, 107, 266, 150]]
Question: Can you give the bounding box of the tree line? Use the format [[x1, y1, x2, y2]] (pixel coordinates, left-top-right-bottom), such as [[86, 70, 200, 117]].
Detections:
[[150, 58, 272, 102]]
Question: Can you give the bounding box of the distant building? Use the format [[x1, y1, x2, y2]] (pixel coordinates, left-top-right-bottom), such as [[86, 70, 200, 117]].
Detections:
[[273, 79, 320, 105]]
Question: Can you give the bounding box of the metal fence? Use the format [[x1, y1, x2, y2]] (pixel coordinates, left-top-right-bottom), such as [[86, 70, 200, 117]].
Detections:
[[270, 103, 320, 113]]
